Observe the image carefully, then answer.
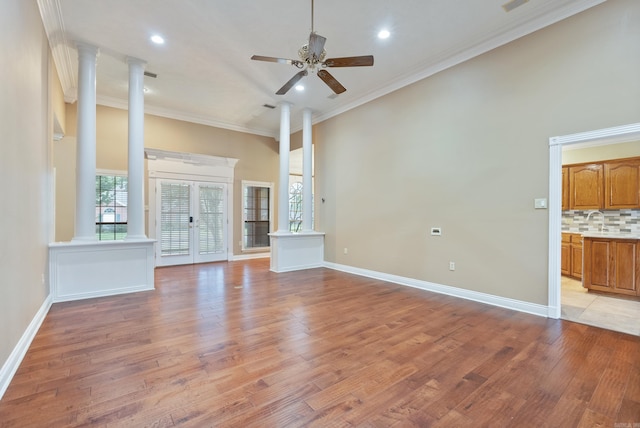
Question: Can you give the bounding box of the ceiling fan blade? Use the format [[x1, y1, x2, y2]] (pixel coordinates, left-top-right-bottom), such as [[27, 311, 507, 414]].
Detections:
[[324, 55, 374, 67], [251, 55, 303, 68], [308, 32, 327, 60], [276, 70, 308, 95], [317, 69, 346, 94]]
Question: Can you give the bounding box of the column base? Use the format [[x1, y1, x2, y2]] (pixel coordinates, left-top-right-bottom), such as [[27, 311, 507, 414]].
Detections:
[[269, 231, 324, 273]]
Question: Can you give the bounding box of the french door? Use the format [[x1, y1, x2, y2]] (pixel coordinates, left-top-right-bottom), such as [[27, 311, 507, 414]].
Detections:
[[155, 179, 228, 266]]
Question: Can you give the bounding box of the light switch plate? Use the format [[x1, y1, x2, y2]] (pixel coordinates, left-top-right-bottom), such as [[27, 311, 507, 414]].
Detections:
[[534, 198, 548, 209]]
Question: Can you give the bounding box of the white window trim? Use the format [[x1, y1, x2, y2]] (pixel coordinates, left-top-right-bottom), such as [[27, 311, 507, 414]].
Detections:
[[242, 180, 274, 252]]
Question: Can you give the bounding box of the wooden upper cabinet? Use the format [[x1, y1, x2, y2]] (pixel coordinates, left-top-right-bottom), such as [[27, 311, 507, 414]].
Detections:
[[562, 166, 569, 211], [569, 164, 603, 210], [604, 159, 640, 209]]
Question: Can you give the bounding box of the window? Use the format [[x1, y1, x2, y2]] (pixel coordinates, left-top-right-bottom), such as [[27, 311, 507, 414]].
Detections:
[[242, 181, 273, 250], [288, 175, 314, 232], [96, 173, 128, 240], [289, 181, 303, 232]]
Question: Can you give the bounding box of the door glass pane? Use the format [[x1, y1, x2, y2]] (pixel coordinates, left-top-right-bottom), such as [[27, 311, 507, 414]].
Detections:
[[160, 182, 190, 256], [199, 185, 224, 255]]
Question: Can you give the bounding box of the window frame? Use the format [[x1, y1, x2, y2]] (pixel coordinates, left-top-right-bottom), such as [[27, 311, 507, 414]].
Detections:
[[96, 169, 128, 241], [241, 180, 274, 252]]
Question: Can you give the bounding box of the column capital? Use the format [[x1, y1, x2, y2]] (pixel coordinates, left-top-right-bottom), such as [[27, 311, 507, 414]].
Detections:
[[75, 42, 100, 58], [126, 56, 147, 68]]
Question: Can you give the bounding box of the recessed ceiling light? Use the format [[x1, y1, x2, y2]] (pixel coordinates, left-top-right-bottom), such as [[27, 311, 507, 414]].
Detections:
[[150, 35, 165, 45], [378, 29, 390, 39], [295, 84, 304, 91]]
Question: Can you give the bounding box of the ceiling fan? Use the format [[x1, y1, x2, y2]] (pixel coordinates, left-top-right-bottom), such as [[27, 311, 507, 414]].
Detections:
[[251, 0, 374, 95]]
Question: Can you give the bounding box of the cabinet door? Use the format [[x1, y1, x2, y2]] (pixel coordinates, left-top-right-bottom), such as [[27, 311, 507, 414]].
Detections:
[[562, 166, 569, 211], [561, 243, 571, 276], [613, 241, 638, 296], [604, 160, 640, 209], [583, 238, 613, 292], [569, 164, 603, 210], [570, 244, 583, 280]]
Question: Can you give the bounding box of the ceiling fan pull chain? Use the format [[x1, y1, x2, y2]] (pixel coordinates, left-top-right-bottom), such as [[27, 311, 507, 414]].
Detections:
[[311, 0, 314, 33]]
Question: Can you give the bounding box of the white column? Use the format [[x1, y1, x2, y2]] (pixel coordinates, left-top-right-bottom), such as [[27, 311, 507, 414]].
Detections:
[[125, 57, 147, 239], [73, 43, 99, 241], [302, 108, 313, 232], [277, 103, 291, 232]]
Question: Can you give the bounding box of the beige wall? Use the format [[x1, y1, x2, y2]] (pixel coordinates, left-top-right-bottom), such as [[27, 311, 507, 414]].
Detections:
[[55, 105, 279, 255], [0, 1, 53, 373], [563, 141, 640, 164], [314, 0, 640, 305]]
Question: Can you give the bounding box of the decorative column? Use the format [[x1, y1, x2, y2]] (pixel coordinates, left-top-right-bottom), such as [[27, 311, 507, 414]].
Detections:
[[269, 105, 324, 273], [125, 57, 147, 239], [277, 102, 291, 233], [73, 43, 99, 241], [302, 108, 313, 232]]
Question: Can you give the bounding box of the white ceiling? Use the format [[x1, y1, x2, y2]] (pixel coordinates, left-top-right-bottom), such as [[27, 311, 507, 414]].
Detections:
[[39, 0, 604, 139]]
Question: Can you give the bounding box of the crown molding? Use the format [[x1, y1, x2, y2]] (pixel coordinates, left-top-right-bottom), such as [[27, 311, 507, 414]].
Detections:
[[37, 0, 77, 103], [96, 95, 278, 140], [312, 0, 605, 127]]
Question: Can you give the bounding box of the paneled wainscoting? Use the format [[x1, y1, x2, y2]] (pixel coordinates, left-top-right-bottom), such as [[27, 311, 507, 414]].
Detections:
[[0, 259, 638, 426]]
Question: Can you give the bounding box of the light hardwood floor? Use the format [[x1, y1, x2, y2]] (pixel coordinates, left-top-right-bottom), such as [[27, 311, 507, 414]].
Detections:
[[562, 276, 640, 337], [1, 259, 639, 426]]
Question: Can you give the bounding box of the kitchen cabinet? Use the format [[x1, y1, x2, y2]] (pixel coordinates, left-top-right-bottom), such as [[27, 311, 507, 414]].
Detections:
[[562, 166, 569, 211], [561, 233, 582, 280], [563, 157, 640, 210], [569, 164, 603, 210], [604, 159, 640, 209], [561, 233, 570, 276], [583, 237, 639, 296], [570, 234, 583, 280]]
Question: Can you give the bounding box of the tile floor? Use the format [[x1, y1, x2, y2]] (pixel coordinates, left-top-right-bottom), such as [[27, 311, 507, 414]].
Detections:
[[561, 276, 640, 336]]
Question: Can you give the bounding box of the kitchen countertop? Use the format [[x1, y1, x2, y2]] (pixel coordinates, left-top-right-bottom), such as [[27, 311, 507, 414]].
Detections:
[[581, 232, 640, 239]]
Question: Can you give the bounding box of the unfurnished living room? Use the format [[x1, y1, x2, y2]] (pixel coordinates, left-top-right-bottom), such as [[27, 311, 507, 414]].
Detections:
[[1, 0, 639, 426]]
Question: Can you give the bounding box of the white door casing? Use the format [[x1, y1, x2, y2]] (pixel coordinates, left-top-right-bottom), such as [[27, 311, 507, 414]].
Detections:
[[155, 180, 228, 266], [548, 123, 640, 318], [146, 148, 238, 265]]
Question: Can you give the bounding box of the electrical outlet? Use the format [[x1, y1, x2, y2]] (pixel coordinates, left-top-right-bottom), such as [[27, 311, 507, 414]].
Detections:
[[344, 247, 348, 255], [449, 261, 455, 271]]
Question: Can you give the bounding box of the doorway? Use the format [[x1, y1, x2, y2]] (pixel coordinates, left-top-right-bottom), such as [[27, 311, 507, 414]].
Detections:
[[548, 123, 640, 334], [155, 179, 228, 267]]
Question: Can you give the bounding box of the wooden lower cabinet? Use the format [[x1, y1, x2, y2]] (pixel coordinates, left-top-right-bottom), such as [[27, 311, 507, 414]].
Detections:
[[562, 233, 583, 280], [583, 237, 640, 296]]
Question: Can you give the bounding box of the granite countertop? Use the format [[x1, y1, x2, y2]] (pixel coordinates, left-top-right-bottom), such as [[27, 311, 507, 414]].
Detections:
[[581, 232, 640, 239]]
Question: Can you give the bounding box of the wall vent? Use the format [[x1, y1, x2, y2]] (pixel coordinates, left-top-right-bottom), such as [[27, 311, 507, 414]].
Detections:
[[502, 0, 529, 12]]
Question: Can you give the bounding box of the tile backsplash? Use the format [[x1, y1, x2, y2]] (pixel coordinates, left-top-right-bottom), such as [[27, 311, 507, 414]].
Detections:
[[562, 209, 640, 233]]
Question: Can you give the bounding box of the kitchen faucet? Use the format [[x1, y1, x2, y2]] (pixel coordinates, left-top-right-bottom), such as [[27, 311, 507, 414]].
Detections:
[[585, 210, 606, 232]]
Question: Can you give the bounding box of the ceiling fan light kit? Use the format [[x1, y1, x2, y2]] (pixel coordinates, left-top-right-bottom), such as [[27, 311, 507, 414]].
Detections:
[[251, 0, 374, 95]]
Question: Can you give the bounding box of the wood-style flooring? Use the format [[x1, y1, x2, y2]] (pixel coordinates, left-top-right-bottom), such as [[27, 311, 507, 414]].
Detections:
[[1, 259, 639, 427]]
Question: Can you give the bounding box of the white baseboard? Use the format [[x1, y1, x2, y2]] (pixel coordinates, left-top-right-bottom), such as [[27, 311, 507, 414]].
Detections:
[[231, 252, 270, 261], [0, 294, 52, 400], [53, 284, 154, 303], [271, 262, 324, 273], [323, 262, 548, 318]]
